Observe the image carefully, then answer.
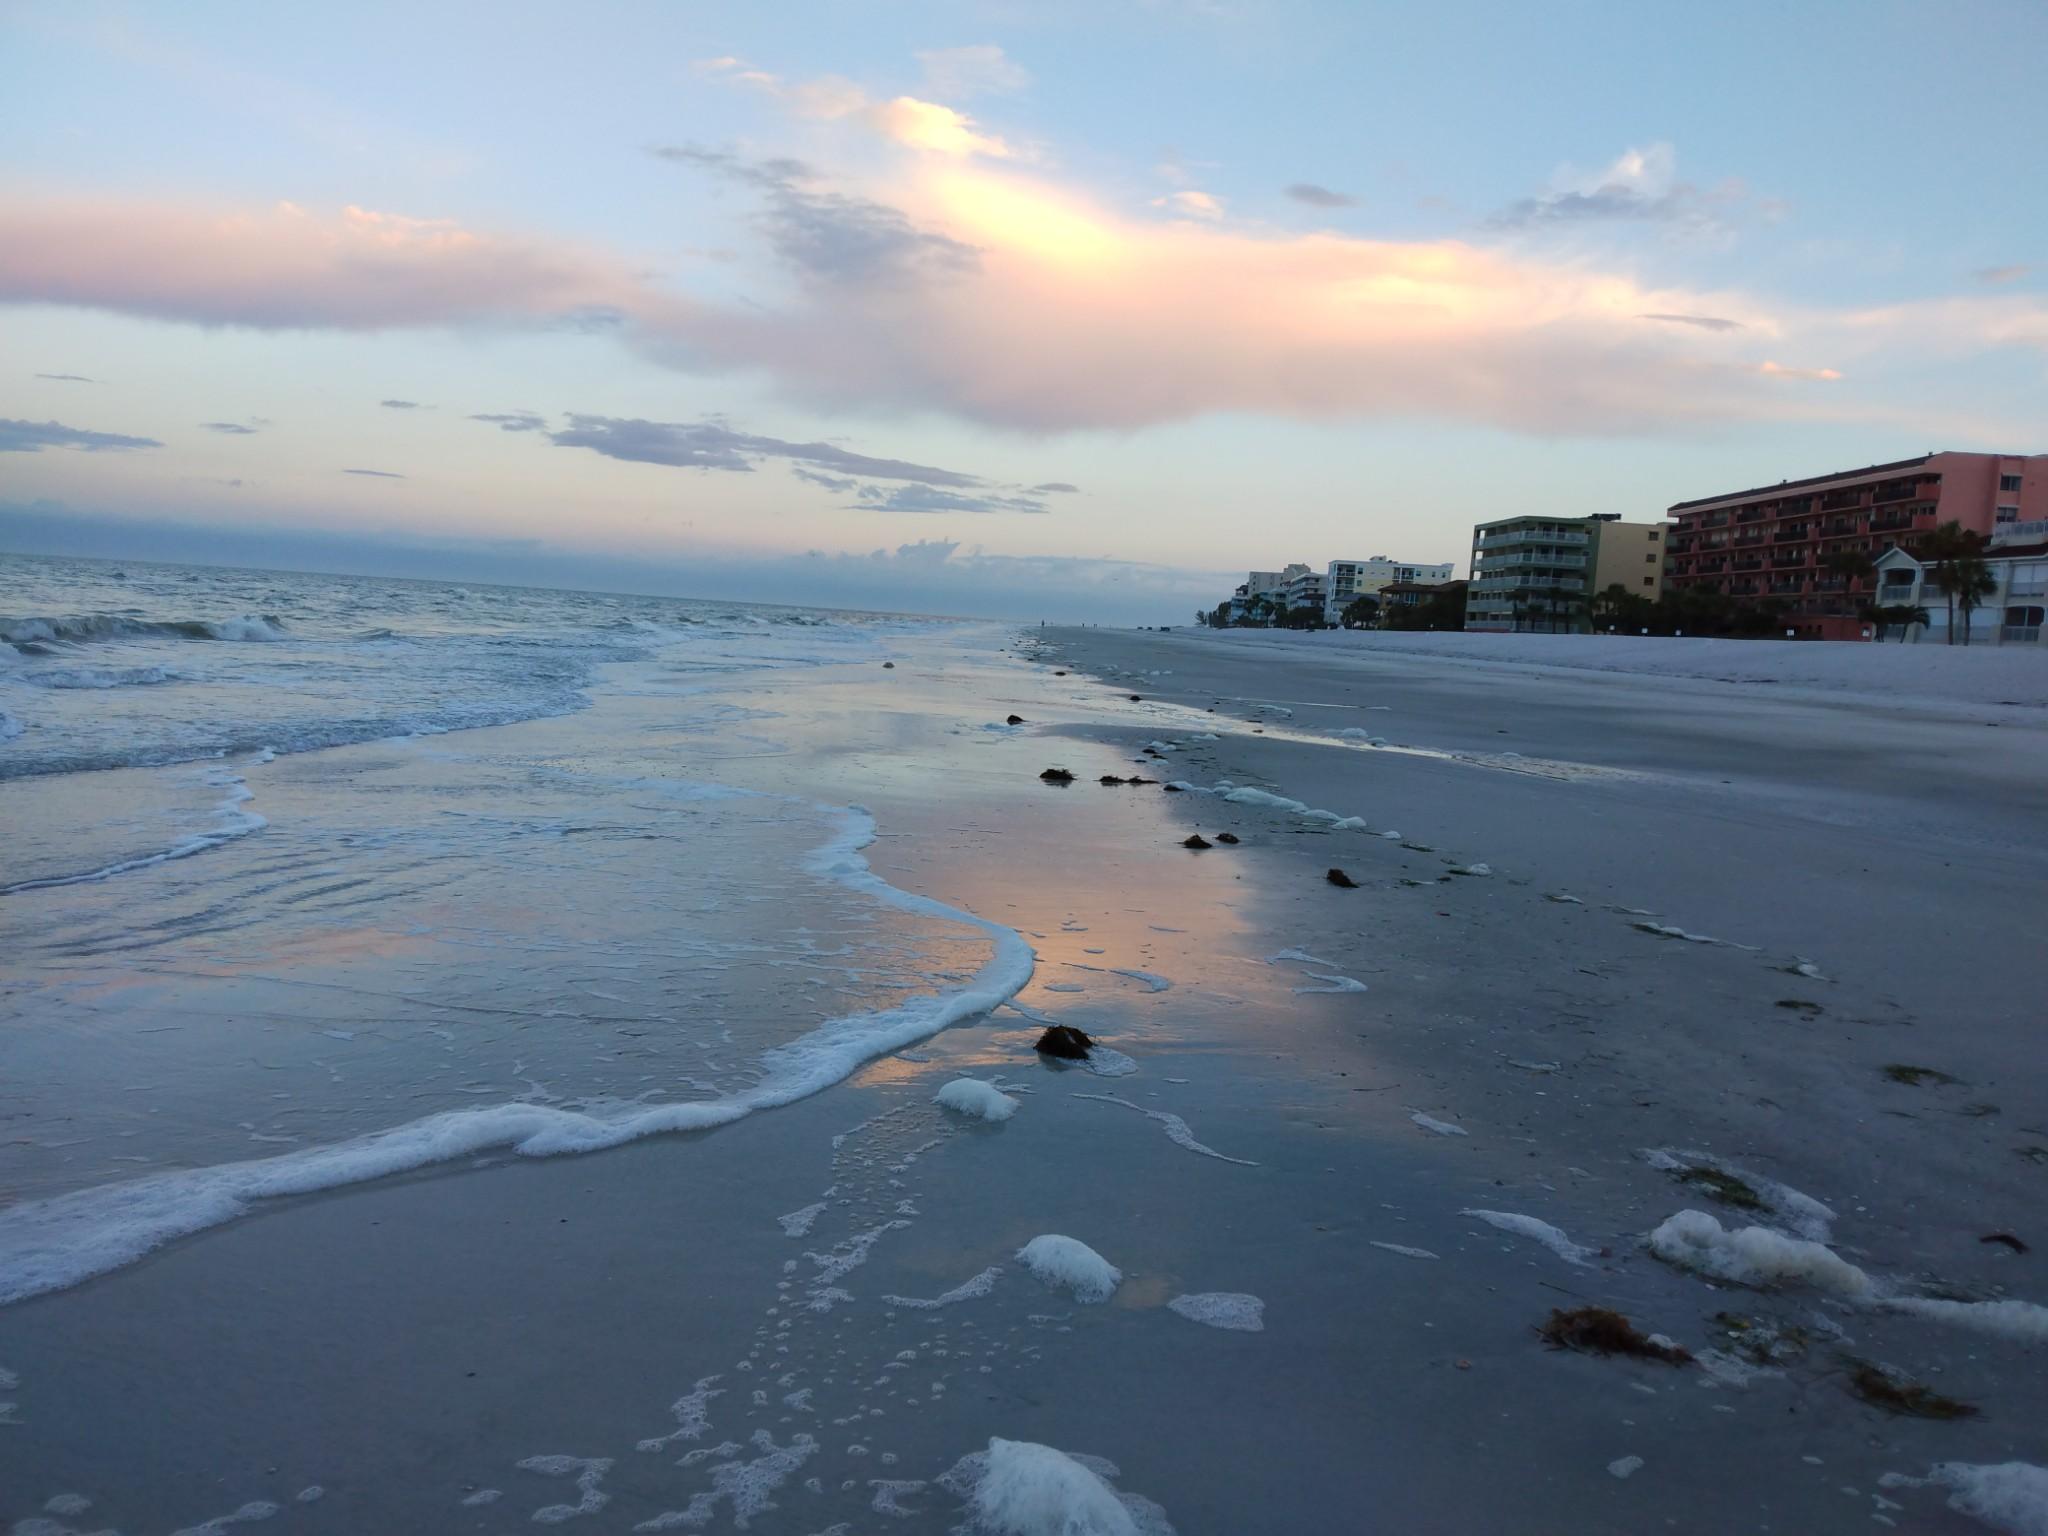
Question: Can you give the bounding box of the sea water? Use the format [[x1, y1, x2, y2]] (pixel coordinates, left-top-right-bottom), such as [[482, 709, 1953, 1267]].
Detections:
[[0, 554, 1032, 1302]]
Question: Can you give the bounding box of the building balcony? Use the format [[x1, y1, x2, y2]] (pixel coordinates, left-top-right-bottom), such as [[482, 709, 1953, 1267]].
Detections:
[[1476, 552, 1588, 570], [1732, 558, 1763, 572], [1475, 530, 1588, 549], [1819, 491, 1865, 511], [1869, 513, 1922, 532], [1773, 528, 1811, 544]]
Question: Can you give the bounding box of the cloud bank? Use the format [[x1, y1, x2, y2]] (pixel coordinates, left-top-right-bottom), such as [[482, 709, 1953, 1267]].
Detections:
[[1, 418, 162, 453], [2, 162, 2041, 439]]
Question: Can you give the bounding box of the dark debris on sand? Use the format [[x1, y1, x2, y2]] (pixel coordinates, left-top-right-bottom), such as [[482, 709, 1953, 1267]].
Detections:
[[1183, 835, 1212, 850], [1846, 1361, 1979, 1419], [1538, 1307, 1692, 1366], [1215, 832, 1240, 844], [1006, 714, 1025, 725], [1040, 768, 1076, 784], [1034, 1025, 1095, 1060], [1326, 868, 1358, 888]]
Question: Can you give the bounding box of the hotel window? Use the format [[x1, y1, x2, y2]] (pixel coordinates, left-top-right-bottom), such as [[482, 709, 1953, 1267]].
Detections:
[[1645, 553, 1656, 563], [1641, 577, 1654, 587], [1996, 506, 2019, 524], [2000, 475, 2023, 492], [1647, 529, 1660, 541]]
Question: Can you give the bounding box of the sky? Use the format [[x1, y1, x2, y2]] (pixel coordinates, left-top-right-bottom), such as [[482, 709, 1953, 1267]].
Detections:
[[2, 0, 2044, 621]]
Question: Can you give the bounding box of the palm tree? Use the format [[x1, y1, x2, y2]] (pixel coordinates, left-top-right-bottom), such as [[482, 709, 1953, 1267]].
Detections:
[[1820, 546, 1874, 615], [1935, 549, 1998, 645], [1915, 521, 1977, 641]]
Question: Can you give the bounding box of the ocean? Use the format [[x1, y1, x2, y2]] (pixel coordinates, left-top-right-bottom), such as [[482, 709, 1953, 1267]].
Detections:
[[0, 554, 1030, 1302]]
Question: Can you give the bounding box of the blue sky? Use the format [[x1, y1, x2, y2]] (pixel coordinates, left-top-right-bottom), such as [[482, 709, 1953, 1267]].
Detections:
[[2, 0, 2043, 619]]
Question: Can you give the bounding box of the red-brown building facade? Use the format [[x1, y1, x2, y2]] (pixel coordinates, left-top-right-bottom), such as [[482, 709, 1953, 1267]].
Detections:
[[1662, 451, 2047, 640]]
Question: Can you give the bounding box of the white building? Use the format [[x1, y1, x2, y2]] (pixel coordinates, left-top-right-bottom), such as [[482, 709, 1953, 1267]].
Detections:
[[1284, 568, 1328, 616], [1324, 557, 1455, 624], [1869, 533, 2048, 644], [1226, 563, 1312, 624]]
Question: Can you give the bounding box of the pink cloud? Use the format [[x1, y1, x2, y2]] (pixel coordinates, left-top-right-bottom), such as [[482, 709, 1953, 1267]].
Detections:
[[3, 182, 2039, 438], [0, 197, 644, 330]]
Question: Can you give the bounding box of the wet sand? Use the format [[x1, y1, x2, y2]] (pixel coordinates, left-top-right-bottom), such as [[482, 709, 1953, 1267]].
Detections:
[[3, 624, 2043, 1533]]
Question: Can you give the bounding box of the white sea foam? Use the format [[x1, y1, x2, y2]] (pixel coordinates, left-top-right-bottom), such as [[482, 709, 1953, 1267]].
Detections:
[[778, 1203, 827, 1238], [518, 1454, 612, 1523], [1410, 1111, 1467, 1137], [1640, 1148, 1835, 1241], [1294, 972, 1367, 994], [1645, 1209, 1870, 1295], [1882, 1462, 2048, 1536], [1461, 1209, 1595, 1266], [935, 1079, 1020, 1122], [1073, 1093, 1258, 1166], [1220, 785, 1368, 830], [0, 763, 269, 896], [1167, 1292, 1264, 1331], [1266, 947, 1334, 966], [945, 1439, 1172, 1536], [1882, 1296, 2048, 1343], [0, 800, 1036, 1307], [1369, 1241, 1439, 1260], [885, 1266, 1003, 1310], [168, 1500, 280, 1536], [1016, 1235, 1122, 1303], [0, 710, 22, 742]]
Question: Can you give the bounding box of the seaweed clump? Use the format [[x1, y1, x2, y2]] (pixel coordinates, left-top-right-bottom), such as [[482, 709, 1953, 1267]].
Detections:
[[1538, 1307, 1691, 1365], [1847, 1362, 1978, 1420], [1326, 868, 1358, 888], [1883, 1063, 1961, 1087], [1039, 768, 1076, 784], [1183, 835, 1212, 850], [1034, 1025, 1095, 1060], [1675, 1165, 1765, 1211]]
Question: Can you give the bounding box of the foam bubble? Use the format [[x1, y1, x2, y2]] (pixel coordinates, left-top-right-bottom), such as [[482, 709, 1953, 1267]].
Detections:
[[1645, 1209, 1870, 1295], [1167, 1292, 1264, 1332], [934, 1079, 1020, 1122], [1016, 1235, 1121, 1303], [1460, 1209, 1595, 1267]]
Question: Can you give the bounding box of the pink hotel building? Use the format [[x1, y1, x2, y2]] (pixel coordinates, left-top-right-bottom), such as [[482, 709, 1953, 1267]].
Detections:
[[1662, 451, 2048, 640]]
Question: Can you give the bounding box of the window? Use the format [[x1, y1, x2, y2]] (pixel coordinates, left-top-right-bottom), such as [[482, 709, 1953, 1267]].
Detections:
[[1996, 505, 2020, 524], [1645, 553, 1656, 563], [1641, 577, 1654, 587], [2002, 605, 2044, 643], [2000, 474, 2023, 492], [1647, 530, 1661, 541]]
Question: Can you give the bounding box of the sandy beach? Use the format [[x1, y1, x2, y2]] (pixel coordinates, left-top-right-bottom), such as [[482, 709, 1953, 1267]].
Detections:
[[4, 617, 2045, 1534]]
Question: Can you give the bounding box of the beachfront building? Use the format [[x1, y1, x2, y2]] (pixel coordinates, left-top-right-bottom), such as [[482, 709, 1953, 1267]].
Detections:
[[1661, 452, 2048, 641], [1323, 557, 1455, 624], [1284, 567, 1328, 617], [1464, 514, 1668, 632], [1867, 531, 2048, 645], [1378, 578, 1468, 629], [1226, 563, 1312, 624]]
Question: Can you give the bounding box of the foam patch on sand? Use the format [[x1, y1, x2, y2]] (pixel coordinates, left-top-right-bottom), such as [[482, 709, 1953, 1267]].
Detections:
[[778, 1203, 827, 1238], [1370, 1241, 1439, 1260], [1167, 1293, 1265, 1331], [1073, 1093, 1258, 1166], [1016, 1235, 1121, 1303], [941, 1439, 1174, 1536], [1881, 1462, 2048, 1536], [1882, 1296, 2048, 1343], [1640, 1148, 1836, 1241], [1293, 973, 1368, 994], [885, 1266, 1004, 1311], [1410, 1111, 1467, 1137], [0, 799, 1037, 1308], [1645, 1209, 1871, 1296], [935, 1079, 1020, 1122], [1219, 785, 1370, 831], [1461, 1209, 1594, 1266]]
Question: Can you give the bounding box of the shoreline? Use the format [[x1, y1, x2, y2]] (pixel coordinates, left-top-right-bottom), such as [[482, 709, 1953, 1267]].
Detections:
[[3, 621, 2043, 1533]]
